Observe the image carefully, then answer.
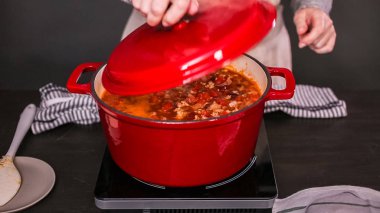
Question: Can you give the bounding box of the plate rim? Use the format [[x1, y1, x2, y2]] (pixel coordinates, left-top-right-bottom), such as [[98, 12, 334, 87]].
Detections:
[[0, 156, 56, 213]]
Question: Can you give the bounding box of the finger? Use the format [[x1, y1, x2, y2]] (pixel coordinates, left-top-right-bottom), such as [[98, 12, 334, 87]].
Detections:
[[299, 15, 326, 46], [293, 10, 308, 36], [310, 31, 336, 54], [311, 25, 335, 49], [131, 0, 142, 10], [140, 0, 153, 15], [147, 0, 170, 26], [163, 0, 191, 27], [188, 0, 199, 15], [293, 10, 309, 48]]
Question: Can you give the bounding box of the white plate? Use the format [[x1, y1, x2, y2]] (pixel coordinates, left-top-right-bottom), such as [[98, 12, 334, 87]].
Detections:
[[0, 157, 55, 213]]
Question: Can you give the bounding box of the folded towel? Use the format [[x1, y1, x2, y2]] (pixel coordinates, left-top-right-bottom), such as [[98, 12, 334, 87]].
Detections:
[[265, 84, 347, 118], [31, 83, 347, 134], [273, 185, 380, 213], [31, 83, 99, 134]]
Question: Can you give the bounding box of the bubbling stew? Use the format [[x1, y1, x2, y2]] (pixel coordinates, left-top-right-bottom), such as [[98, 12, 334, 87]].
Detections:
[[100, 66, 262, 121]]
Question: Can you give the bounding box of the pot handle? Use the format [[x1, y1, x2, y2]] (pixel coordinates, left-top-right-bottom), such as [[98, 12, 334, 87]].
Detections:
[[266, 67, 296, 100], [66, 62, 103, 94]]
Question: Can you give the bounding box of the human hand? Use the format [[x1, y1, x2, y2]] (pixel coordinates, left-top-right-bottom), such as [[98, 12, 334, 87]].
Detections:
[[294, 8, 336, 54], [131, 0, 199, 27]]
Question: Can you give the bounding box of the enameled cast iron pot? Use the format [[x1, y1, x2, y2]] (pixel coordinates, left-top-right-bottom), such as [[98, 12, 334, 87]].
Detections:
[[66, 54, 295, 187]]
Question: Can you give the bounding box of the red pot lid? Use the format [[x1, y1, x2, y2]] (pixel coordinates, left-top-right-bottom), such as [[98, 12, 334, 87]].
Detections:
[[102, 0, 276, 96]]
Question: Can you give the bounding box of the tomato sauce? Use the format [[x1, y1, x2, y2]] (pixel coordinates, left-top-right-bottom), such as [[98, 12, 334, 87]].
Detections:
[[100, 66, 262, 121]]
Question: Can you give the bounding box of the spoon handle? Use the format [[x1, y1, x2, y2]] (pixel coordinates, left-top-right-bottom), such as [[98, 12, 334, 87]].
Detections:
[[6, 104, 37, 158]]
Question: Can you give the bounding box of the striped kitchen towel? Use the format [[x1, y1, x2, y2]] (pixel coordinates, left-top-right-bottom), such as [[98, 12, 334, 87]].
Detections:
[[31, 83, 99, 134], [265, 84, 347, 118], [273, 185, 380, 213], [31, 83, 347, 134]]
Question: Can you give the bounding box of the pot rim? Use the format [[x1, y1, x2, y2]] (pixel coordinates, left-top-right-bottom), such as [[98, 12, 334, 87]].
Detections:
[[91, 54, 272, 125]]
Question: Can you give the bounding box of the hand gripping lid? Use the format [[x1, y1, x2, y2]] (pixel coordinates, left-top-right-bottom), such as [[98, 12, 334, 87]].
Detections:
[[102, 0, 277, 96]]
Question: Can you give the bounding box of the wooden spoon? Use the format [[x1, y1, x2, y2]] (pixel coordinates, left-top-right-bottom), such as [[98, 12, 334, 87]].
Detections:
[[0, 104, 37, 206]]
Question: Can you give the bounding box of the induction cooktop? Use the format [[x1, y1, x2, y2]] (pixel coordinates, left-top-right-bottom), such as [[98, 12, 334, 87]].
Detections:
[[94, 122, 277, 213]]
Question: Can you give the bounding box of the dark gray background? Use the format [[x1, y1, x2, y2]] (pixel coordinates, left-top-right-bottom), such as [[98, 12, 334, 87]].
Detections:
[[1, 0, 379, 90]]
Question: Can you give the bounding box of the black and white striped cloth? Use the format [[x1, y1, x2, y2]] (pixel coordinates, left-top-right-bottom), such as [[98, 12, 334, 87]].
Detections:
[[31, 83, 99, 134], [31, 83, 347, 134], [265, 84, 347, 118]]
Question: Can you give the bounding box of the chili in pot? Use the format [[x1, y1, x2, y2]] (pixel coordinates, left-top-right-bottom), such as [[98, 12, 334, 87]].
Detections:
[[101, 66, 261, 121]]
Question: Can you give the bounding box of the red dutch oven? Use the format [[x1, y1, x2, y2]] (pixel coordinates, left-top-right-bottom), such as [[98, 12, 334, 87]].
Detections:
[[66, 0, 295, 187]]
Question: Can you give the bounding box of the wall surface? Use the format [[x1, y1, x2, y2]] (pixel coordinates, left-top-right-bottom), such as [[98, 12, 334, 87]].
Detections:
[[0, 0, 379, 90], [0, 0, 131, 90]]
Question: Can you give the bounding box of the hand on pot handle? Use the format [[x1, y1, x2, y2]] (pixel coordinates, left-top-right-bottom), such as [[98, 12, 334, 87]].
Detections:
[[131, 0, 199, 27]]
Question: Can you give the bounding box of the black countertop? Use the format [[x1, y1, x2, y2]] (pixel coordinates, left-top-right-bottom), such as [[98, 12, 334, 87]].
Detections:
[[0, 90, 379, 212]]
